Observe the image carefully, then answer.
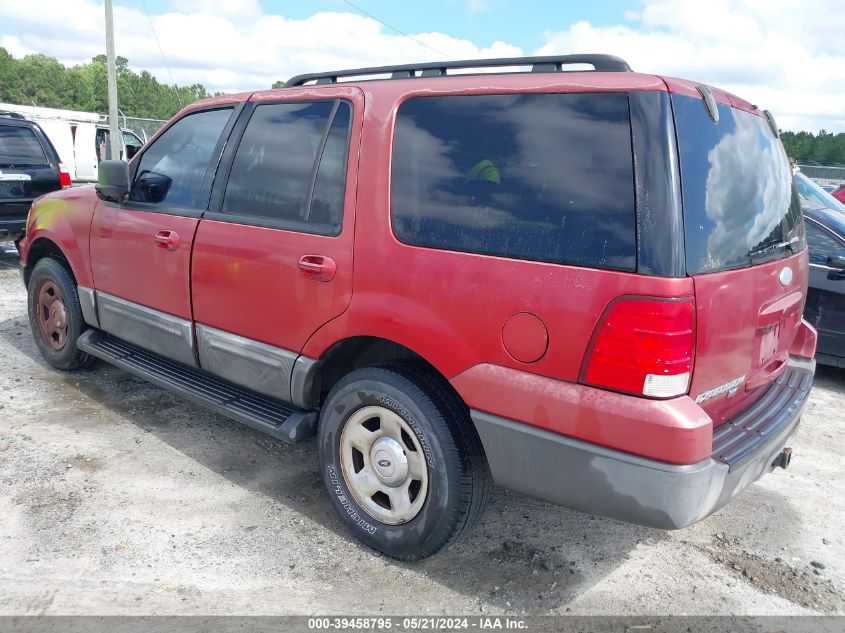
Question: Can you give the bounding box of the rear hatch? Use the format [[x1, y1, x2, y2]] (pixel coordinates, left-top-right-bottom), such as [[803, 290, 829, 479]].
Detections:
[[0, 123, 60, 220], [672, 92, 808, 427]]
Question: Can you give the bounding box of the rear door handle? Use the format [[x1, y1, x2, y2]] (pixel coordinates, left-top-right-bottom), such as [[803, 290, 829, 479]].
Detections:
[[154, 230, 180, 251], [298, 255, 336, 282]]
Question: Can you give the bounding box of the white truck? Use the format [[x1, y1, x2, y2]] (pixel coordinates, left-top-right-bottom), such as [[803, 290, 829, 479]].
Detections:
[[0, 103, 144, 182]]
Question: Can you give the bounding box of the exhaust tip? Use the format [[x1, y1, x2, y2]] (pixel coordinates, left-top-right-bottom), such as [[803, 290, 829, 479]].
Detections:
[[772, 447, 793, 470]]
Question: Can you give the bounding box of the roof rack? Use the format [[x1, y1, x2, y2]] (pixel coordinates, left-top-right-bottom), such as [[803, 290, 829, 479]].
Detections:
[[0, 111, 27, 120], [285, 54, 631, 87]]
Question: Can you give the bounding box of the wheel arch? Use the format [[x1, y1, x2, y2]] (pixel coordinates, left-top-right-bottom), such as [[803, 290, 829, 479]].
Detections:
[[22, 237, 76, 288], [302, 335, 463, 412]]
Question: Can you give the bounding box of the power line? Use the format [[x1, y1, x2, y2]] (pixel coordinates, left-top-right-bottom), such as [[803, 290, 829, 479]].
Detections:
[[339, 0, 455, 60], [140, 0, 183, 107]]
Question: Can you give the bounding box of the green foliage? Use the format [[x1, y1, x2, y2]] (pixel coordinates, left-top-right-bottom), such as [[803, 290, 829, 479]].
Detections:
[[781, 130, 845, 166], [0, 48, 210, 119]]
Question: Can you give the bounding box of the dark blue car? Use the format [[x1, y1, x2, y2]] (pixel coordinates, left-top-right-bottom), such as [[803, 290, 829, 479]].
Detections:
[[795, 172, 845, 367]]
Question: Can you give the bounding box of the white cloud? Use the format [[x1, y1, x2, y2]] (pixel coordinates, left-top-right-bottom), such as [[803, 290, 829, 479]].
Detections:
[[1, 0, 843, 131], [0, 34, 35, 58], [538, 0, 845, 132], [0, 0, 522, 95]]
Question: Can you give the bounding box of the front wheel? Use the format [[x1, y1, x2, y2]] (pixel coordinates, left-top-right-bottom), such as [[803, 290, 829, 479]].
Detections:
[[318, 362, 489, 560], [27, 258, 93, 371]]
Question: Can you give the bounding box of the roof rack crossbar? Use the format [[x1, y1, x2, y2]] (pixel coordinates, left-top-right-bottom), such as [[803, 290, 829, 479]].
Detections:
[[285, 54, 631, 87]]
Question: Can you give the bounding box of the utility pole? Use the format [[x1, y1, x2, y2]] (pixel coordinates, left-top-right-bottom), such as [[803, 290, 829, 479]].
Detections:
[[104, 0, 121, 162]]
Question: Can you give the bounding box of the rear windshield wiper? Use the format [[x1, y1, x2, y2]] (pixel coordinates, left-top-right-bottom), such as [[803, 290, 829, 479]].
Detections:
[[747, 238, 795, 262]]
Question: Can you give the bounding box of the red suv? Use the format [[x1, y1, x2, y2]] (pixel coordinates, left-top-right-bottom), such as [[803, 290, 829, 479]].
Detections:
[[18, 55, 817, 560]]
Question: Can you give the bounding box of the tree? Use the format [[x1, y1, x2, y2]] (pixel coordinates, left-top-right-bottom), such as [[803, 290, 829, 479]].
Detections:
[[0, 47, 213, 119], [781, 129, 845, 166]]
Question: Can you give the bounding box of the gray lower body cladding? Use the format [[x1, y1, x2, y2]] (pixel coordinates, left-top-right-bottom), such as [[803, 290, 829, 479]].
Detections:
[[77, 288, 318, 408], [472, 357, 814, 529]]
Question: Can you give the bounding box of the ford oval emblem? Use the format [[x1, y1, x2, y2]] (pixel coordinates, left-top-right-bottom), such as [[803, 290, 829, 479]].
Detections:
[[779, 267, 793, 286], [378, 459, 391, 468]]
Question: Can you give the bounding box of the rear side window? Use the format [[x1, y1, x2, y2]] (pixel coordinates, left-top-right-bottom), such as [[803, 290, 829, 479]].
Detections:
[[673, 95, 804, 274], [129, 107, 233, 209], [0, 126, 47, 165], [391, 93, 636, 270], [222, 100, 351, 234]]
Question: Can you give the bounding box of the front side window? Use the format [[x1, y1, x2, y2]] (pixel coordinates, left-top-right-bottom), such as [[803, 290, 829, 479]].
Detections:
[[123, 131, 143, 147], [391, 92, 636, 270], [222, 100, 351, 233], [129, 108, 233, 209]]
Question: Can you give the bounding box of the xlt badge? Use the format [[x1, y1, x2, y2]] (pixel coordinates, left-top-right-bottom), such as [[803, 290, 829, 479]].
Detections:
[[694, 375, 746, 404]]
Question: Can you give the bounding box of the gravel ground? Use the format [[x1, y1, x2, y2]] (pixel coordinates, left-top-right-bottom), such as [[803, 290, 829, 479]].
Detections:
[[0, 240, 843, 616]]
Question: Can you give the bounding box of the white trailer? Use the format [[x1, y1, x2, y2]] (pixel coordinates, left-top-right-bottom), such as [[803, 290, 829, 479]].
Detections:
[[0, 103, 143, 182]]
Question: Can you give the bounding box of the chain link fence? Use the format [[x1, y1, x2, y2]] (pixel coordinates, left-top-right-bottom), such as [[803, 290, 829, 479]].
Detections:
[[797, 164, 845, 187], [119, 115, 166, 143]]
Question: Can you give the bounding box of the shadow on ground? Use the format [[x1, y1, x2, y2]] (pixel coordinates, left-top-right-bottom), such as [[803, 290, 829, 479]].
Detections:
[[813, 363, 845, 391], [0, 301, 816, 612]]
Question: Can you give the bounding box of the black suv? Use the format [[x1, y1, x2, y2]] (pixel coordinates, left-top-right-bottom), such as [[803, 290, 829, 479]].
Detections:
[[0, 112, 69, 240]]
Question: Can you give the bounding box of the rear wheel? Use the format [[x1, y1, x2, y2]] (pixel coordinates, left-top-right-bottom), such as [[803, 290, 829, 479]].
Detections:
[[318, 362, 489, 560], [27, 258, 93, 371]]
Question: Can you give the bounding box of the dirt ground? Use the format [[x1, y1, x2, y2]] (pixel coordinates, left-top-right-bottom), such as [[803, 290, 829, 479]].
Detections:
[[0, 240, 843, 616]]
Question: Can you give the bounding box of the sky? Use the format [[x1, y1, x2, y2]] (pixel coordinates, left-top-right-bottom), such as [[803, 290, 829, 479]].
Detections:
[[1, 0, 844, 132]]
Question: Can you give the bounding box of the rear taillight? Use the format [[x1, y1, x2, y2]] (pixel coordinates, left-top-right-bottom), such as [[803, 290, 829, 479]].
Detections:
[[58, 162, 72, 188], [582, 298, 695, 399]]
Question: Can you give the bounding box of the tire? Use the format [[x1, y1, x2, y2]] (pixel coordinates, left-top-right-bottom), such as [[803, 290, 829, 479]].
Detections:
[[27, 257, 94, 371], [318, 362, 489, 560]]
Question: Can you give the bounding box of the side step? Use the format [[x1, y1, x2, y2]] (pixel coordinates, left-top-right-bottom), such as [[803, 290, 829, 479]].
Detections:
[[77, 329, 318, 443]]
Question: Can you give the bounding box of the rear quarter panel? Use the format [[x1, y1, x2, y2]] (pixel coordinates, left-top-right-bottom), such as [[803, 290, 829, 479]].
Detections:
[[302, 74, 694, 383]]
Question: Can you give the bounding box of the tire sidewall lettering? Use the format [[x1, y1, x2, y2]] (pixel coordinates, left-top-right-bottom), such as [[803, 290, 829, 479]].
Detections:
[[376, 394, 435, 469], [326, 463, 378, 535]]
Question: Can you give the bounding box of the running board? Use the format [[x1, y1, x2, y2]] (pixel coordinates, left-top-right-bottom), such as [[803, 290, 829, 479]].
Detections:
[[77, 329, 318, 443]]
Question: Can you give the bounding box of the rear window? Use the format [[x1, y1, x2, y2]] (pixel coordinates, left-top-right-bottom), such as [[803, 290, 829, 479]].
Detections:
[[0, 125, 48, 165], [673, 95, 804, 274], [391, 93, 636, 270]]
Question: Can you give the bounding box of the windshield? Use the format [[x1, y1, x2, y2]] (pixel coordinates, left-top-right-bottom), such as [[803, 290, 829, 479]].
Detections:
[[794, 171, 845, 214]]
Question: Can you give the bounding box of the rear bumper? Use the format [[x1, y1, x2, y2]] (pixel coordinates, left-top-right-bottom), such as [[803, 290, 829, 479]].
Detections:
[[472, 356, 815, 529], [0, 200, 32, 238]]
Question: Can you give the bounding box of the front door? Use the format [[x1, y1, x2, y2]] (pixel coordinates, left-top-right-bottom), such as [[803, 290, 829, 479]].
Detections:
[[190, 87, 362, 402], [90, 106, 237, 365]]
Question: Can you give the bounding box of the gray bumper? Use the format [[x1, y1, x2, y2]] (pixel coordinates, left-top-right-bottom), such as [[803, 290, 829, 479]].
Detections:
[[472, 356, 815, 530]]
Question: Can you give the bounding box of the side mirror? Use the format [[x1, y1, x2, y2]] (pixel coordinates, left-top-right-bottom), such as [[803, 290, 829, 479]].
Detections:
[[827, 250, 845, 270], [95, 160, 129, 202]]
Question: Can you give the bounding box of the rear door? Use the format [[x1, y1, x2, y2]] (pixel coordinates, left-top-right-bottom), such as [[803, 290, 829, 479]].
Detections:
[[190, 86, 362, 401], [90, 106, 238, 365], [672, 94, 808, 426], [0, 122, 60, 228]]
